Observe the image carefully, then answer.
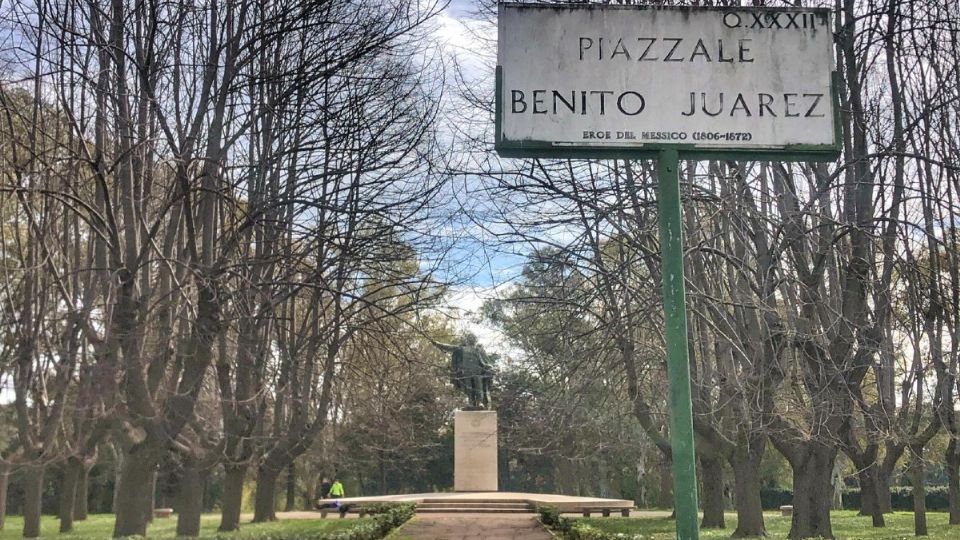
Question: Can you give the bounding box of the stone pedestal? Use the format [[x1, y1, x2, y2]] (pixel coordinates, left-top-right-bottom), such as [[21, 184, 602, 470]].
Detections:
[[454, 410, 498, 492]]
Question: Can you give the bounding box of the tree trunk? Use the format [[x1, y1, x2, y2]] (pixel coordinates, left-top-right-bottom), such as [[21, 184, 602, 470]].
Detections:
[[947, 438, 960, 525], [219, 464, 247, 532], [22, 465, 45, 539], [876, 467, 893, 514], [658, 455, 673, 509], [111, 443, 123, 514], [147, 468, 157, 523], [787, 445, 836, 539], [176, 465, 208, 537], [856, 463, 885, 526], [699, 455, 725, 528], [59, 458, 82, 533], [911, 447, 927, 536], [378, 450, 387, 495], [501, 449, 513, 493], [557, 458, 578, 495], [597, 456, 611, 499], [831, 460, 844, 510], [857, 466, 875, 516], [284, 462, 296, 512], [0, 462, 9, 531], [112, 452, 158, 537], [303, 484, 313, 510], [253, 466, 281, 522], [731, 445, 766, 537], [74, 464, 90, 521], [205, 473, 214, 512]]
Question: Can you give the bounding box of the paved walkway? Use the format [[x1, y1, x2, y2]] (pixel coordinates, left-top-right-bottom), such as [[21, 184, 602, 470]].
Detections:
[[390, 513, 553, 540]]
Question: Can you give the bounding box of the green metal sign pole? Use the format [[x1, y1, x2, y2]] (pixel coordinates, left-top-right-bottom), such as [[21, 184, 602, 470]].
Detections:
[[655, 148, 700, 540]]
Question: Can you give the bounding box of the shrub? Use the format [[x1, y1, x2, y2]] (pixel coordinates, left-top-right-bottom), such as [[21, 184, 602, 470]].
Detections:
[[539, 506, 647, 540], [537, 505, 561, 526], [760, 486, 951, 511], [537, 505, 572, 534], [845, 486, 950, 511], [567, 522, 644, 540], [759, 488, 793, 510], [321, 503, 416, 540], [213, 503, 416, 540], [353, 502, 414, 517]]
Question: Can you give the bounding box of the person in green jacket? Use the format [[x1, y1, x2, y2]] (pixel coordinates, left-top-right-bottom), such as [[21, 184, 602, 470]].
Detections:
[[328, 478, 345, 498], [328, 478, 348, 518], [318, 477, 346, 518]]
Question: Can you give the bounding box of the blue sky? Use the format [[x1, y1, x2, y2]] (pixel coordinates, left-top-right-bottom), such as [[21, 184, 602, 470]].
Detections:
[[428, 0, 526, 350]]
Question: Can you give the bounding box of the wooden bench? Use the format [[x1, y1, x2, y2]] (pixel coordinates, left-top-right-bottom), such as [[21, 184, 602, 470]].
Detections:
[[580, 507, 631, 517], [318, 501, 365, 518], [153, 508, 174, 519], [780, 505, 793, 517]]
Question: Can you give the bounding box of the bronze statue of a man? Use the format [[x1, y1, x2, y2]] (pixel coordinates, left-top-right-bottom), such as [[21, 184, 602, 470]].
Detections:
[[431, 334, 494, 409]]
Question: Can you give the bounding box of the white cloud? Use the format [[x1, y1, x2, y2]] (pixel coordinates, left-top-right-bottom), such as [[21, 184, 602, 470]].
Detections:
[[440, 282, 519, 358]]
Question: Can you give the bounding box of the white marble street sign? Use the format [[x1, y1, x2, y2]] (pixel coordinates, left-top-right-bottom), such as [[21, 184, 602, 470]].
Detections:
[[496, 4, 838, 157]]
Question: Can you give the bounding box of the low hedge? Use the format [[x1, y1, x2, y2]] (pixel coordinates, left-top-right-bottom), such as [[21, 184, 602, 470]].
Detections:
[[537, 505, 571, 533], [760, 486, 951, 511], [538, 505, 644, 540], [541, 487, 955, 540], [210, 503, 415, 540], [566, 522, 644, 540], [759, 488, 794, 509], [841, 486, 950, 511], [320, 503, 415, 540]]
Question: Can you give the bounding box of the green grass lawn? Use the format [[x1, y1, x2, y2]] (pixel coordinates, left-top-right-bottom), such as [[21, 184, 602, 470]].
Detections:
[[0, 514, 357, 539], [577, 511, 955, 539]]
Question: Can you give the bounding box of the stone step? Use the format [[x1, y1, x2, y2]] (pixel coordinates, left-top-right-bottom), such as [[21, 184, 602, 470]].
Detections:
[[419, 498, 531, 504], [417, 502, 531, 509], [415, 506, 535, 514], [416, 506, 532, 512], [415, 500, 535, 514]]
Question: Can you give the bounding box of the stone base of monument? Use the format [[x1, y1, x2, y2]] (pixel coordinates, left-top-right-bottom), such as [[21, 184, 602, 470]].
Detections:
[[454, 410, 498, 492]]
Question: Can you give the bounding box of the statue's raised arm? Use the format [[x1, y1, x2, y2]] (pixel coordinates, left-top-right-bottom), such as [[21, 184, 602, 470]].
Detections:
[[428, 338, 460, 354]]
